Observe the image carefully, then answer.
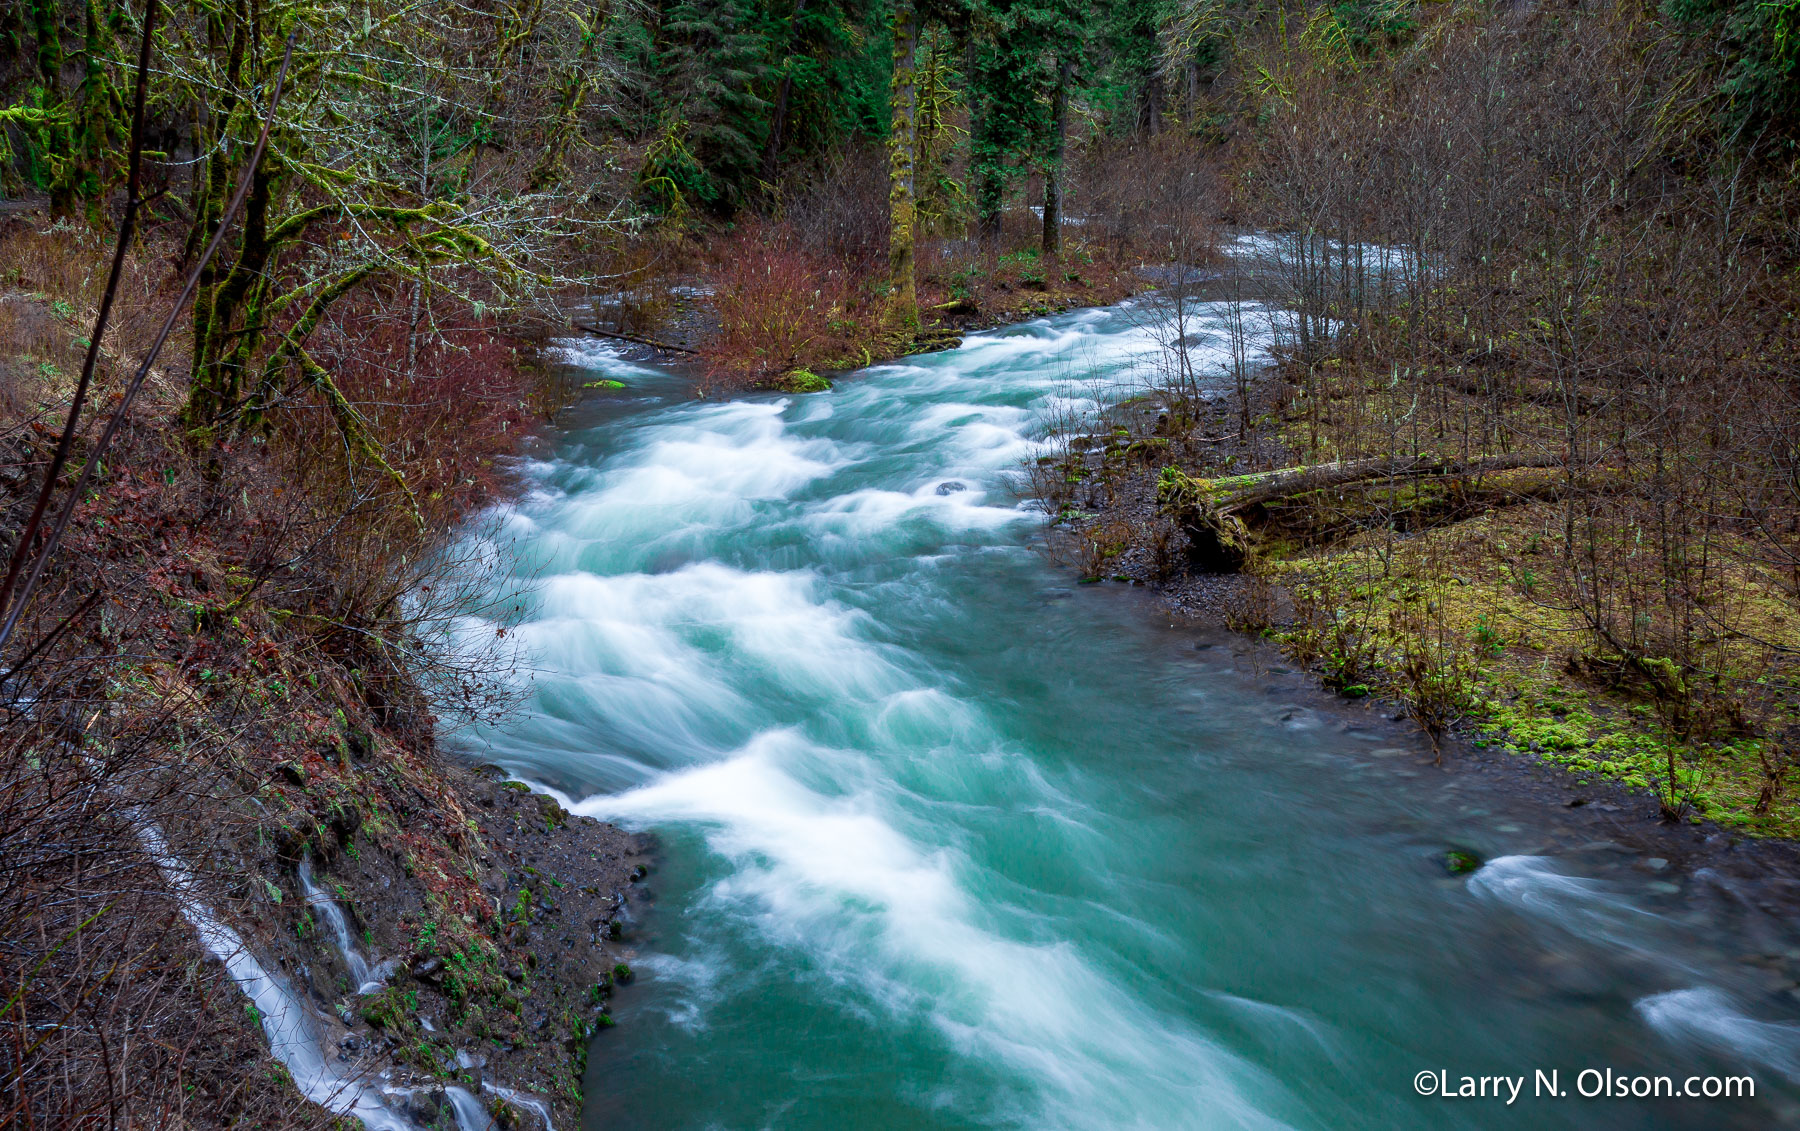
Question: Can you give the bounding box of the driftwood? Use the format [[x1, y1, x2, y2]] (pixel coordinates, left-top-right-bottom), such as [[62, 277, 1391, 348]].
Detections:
[[570, 321, 699, 354], [1158, 450, 1565, 571]]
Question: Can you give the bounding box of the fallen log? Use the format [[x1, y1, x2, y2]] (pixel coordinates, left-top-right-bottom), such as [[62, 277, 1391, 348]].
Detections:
[[1157, 451, 1565, 571], [570, 321, 698, 354], [1209, 451, 1562, 513]]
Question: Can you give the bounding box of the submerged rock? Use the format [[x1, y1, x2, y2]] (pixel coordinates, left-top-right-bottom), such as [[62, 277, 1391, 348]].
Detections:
[[1443, 848, 1484, 876]]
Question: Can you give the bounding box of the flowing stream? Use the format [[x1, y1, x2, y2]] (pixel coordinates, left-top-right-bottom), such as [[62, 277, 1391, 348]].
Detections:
[[298, 857, 398, 995], [452, 301, 1800, 1129]]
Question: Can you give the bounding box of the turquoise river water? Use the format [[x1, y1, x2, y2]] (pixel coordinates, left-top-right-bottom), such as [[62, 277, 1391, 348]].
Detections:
[[451, 301, 1800, 1130]]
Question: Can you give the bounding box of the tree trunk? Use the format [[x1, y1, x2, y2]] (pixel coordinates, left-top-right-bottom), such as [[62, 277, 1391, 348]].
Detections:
[[76, 0, 112, 221], [888, 3, 919, 329], [29, 0, 75, 216], [1041, 56, 1069, 262], [762, 0, 809, 184]]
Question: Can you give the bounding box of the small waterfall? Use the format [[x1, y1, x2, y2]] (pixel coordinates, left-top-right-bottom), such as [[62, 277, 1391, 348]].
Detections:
[[131, 824, 568, 1131], [137, 824, 411, 1130], [444, 1086, 497, 1130], [386, 1074, 549, 1130], [483, 1082, 556, 1131], [381, 1083, 495, 1131], [298, 856, 397, 995]]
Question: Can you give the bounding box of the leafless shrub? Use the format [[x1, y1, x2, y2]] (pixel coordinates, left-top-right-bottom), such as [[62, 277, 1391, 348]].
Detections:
[[1074, 521, 1133, 582], [1222, 566, 1276, 632]]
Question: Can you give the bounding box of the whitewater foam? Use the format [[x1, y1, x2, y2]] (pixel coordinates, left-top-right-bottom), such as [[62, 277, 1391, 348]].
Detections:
[[576, 733, 1301, 1129], [1637, 987, 1800, 1083]]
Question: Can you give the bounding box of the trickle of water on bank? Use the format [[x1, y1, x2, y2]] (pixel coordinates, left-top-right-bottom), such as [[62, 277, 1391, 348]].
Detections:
[[451, 303, 1800, 1129]]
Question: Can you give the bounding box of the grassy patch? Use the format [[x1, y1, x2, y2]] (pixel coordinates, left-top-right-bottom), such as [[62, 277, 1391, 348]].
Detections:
[[1264, 502, 1800, 835]]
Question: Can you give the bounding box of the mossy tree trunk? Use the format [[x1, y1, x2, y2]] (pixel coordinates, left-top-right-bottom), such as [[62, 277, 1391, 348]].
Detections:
[[75, 0, 124, 222], [18, 0, 129, 217], [28, 0, 74, 215], [888, 2, 919, 330]]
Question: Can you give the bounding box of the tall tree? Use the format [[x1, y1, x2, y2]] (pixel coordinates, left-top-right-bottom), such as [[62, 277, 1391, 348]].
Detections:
[[889, 0, 920, 325], [968, 3, 1044, 241], [967, 0, 1082, 244], [652, 0, 775, 211], [1041, 53, 1071, 258]]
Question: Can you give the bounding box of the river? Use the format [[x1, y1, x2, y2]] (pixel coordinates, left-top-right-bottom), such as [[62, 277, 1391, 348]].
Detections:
[[450, 300, 1800, 1129]]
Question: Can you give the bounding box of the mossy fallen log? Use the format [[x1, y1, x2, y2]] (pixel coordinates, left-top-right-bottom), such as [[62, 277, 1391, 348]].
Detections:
[[1157, 451, 1564, 571]]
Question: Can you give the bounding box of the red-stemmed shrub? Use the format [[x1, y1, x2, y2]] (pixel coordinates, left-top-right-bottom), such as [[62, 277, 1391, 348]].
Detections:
[[700, 222, 871, 386]]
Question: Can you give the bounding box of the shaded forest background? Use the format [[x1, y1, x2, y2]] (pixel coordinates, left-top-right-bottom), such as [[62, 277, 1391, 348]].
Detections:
[[3, 0, 1800, 1124]]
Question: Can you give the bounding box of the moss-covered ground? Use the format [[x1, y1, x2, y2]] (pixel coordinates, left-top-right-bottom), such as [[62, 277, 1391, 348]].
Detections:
[[1261, 498, 1800, 837]]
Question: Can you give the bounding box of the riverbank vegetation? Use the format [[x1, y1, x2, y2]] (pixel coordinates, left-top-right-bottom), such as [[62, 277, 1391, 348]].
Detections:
[[1050, 1, 1800, 835], [4, 0, 1800, 1122], [0, 1, 647, 1123]]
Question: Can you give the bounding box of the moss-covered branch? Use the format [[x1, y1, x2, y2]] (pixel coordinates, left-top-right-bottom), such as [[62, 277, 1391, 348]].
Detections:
[[294, 346, 425, 532]]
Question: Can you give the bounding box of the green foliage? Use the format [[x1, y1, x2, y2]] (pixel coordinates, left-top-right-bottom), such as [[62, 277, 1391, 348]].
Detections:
[[1666, 0, 1800, 144], [1319, 0, 1417, 56], [969, 0, 1060, 230], [1472, 616, 1503, 656], [776, 367, 831, 391], [646, 0, 775, 211], [616, 0, 889, 215], [359, 987, 419, 1037], [1086, 0, 1167, 132]]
